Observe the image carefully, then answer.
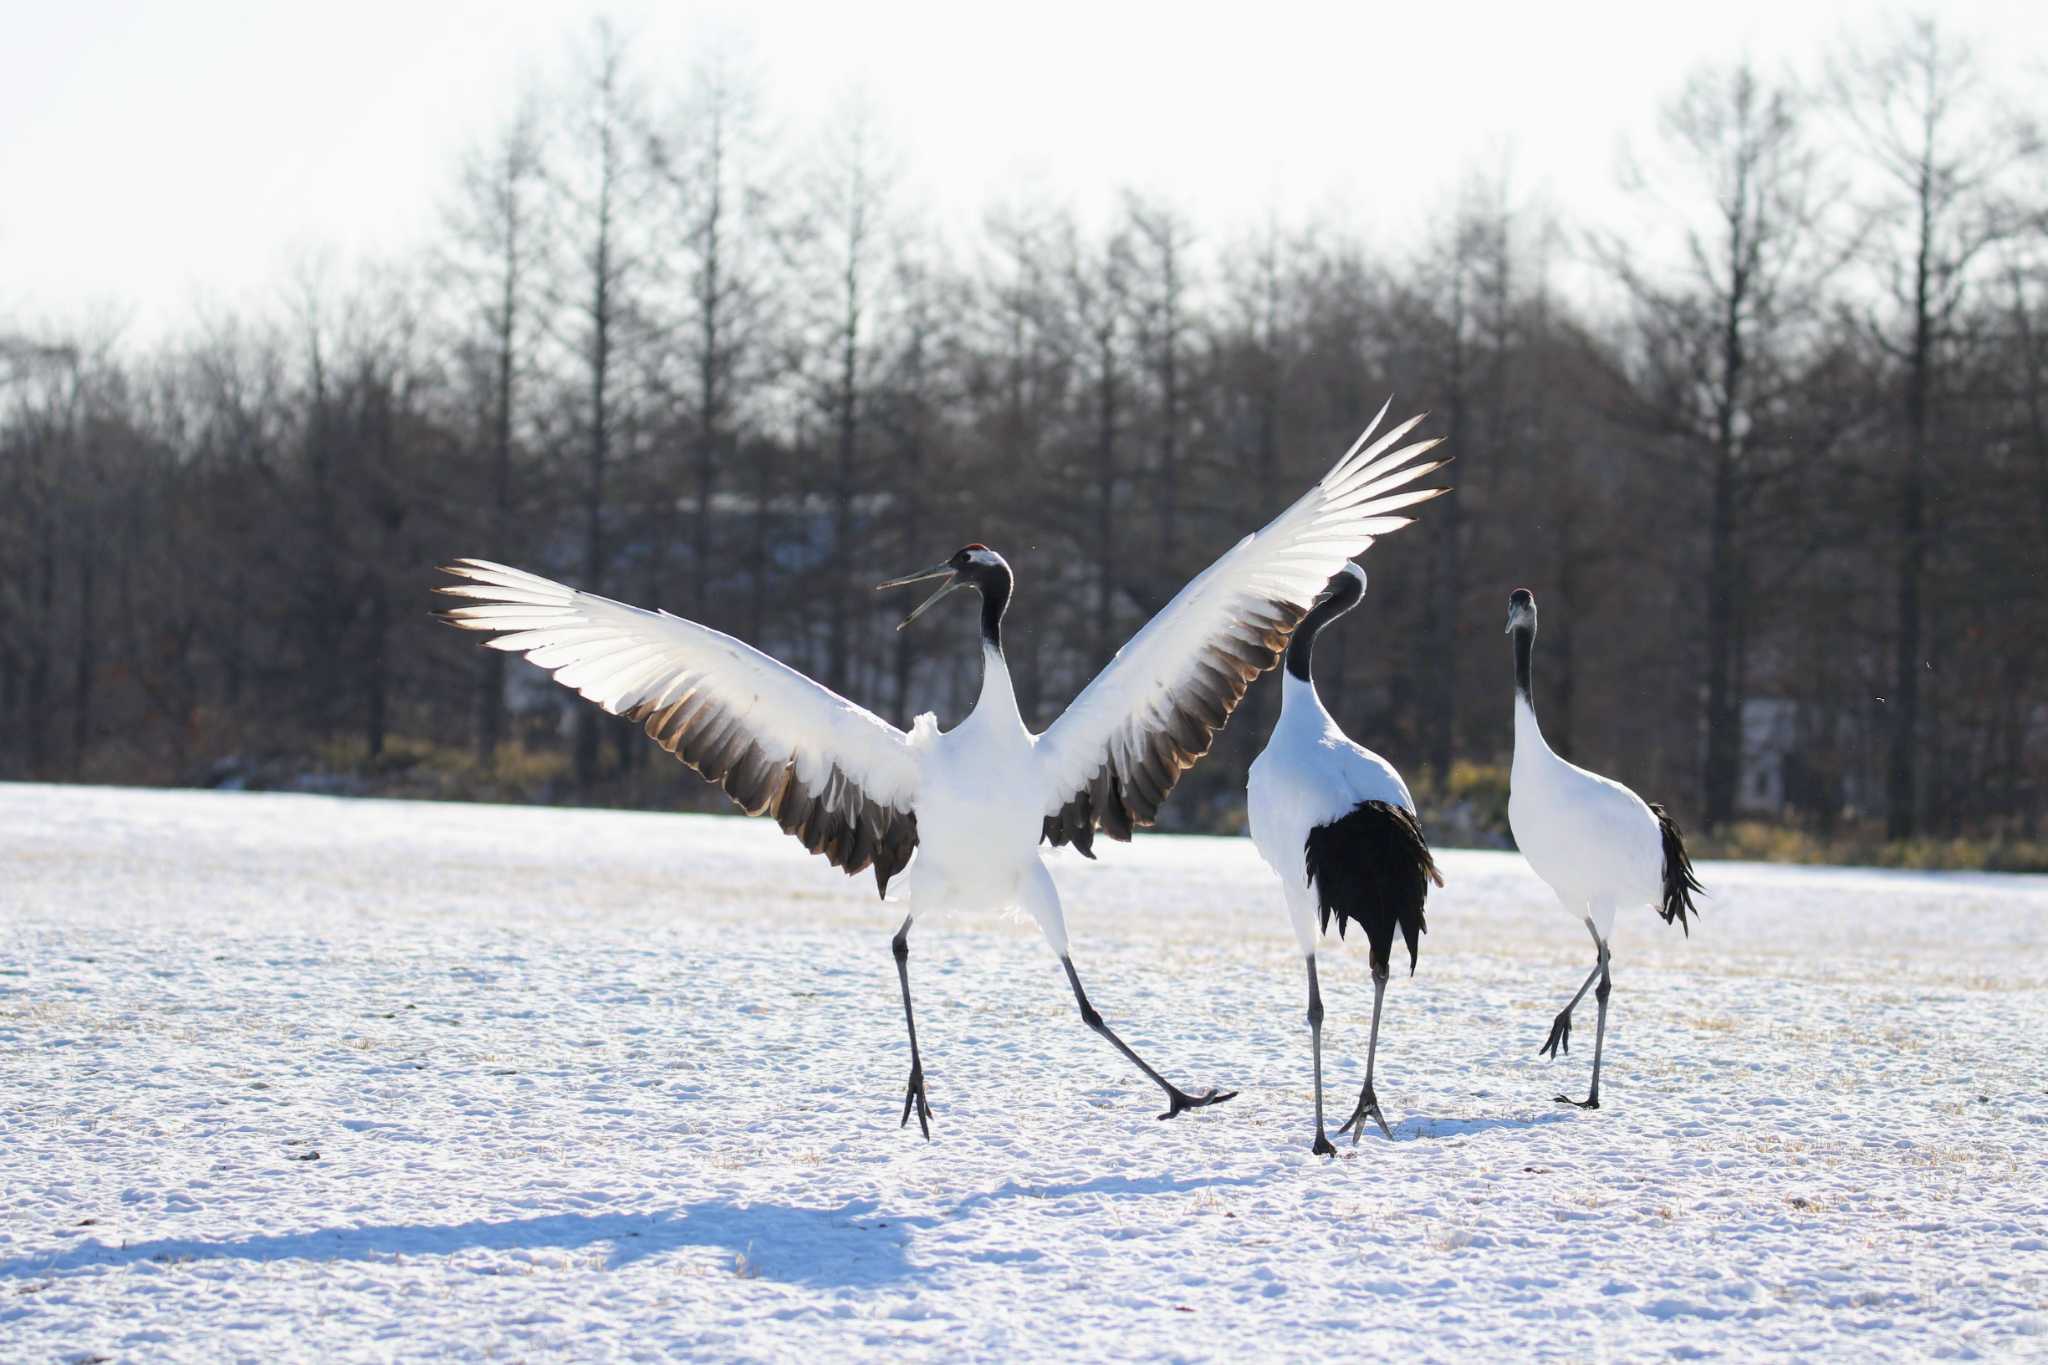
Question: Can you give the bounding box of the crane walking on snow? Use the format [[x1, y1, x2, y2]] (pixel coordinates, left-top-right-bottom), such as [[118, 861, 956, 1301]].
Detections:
[[436, 405, 1447, 1136], [1248, 563, 1442, 1154], [1505, 588, 1703, 1110]]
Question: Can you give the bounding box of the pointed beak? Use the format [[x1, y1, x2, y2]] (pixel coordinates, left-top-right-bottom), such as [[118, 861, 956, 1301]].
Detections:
[[876, 562, 962, 630], [1505, 613, 1515, 636]]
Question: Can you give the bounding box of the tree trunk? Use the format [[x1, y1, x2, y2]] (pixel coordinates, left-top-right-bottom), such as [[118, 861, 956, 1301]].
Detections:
[[694, 106, 725, 620], [1886, 187, 1934, 840], [1094, 320, 1119, 665], [477, 191, 520, 769], [827, 232, 861, 696], [365, 580, 388, 761], [1429, 267, 1468, 785], [576, 196, 612, 793], [71, 532, 96, 776]]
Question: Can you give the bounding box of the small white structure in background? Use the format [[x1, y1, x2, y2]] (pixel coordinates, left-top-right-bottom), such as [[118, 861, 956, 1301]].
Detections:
[[1738, 696, 1798, 815], [1735, 696, 1877, 821]]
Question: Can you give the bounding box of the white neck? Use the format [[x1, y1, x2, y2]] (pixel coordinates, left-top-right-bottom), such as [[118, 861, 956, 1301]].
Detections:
[[968, 641, 1025, 733], [1513, 692, 1554, 762], [1277, 669, 1332, 733]]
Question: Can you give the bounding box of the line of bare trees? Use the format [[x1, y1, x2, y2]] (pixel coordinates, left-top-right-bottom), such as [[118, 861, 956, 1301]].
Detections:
[[3, 16, 2043, 843]]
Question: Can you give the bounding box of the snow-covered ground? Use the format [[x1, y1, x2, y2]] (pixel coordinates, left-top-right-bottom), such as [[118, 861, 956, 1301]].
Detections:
[[2, 783, 2044, 1361]]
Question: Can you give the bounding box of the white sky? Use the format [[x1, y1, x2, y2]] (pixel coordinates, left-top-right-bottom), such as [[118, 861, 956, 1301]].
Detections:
[[3, 0, 2041, 344]]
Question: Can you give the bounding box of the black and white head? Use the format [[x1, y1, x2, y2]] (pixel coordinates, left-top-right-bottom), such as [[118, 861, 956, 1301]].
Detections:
[[1505, 587, 1537, 636], [1285, 562, 1368, 681], [877, 544, 1014, 636], [1324, 561, 1368, 612]]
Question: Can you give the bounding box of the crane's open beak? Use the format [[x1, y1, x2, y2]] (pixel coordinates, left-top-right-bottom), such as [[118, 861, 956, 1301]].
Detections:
[[877, 562, 963, 631]]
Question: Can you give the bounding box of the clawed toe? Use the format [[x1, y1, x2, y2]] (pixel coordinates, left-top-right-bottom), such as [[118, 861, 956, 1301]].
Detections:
[[1157, 1086, 1238, 1121], [1312, 1132, 1337, 1157], [1539, 1011, 1572, 1059], [900, 1064, 933, 1139], [1554, 1093, 1599, 1110], [1336, 1084, 1393, 1142]]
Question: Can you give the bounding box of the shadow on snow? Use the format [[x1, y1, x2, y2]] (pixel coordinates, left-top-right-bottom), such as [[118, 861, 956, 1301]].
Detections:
[[0, 1200, 905, 1287], [0, 1174, 1269, 1287]]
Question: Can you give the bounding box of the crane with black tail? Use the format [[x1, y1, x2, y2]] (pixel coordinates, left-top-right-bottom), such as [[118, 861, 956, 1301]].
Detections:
[[1504, 588, 1704, 1110], [1247, 562, 1444, 1154]]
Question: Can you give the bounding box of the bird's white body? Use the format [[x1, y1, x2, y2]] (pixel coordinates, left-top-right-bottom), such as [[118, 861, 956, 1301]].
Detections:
[[1504, 588, 1700, 1112], [1507, 695, 1664, 942], [1248, 672, 1416, 955], [895, 644, 1067, 939]]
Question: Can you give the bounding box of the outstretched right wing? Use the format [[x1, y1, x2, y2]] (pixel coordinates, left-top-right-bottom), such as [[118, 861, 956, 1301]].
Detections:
[[437, 560, 922, 897], [1036, 405, 1447, 854]]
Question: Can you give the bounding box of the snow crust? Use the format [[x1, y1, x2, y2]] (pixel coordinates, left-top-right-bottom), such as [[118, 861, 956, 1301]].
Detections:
[[3, 783, 2044, 1360]]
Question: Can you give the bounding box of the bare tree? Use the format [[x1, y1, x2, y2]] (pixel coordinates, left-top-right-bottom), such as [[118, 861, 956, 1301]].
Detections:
[[1831, 14, 2041, 837], [547, 19, 653, 789], [876, 241, 959, 721], [646, 46, 780, 625], [443, 97, 543, 767], [1120, 194, 1195, 578], [1410, 175, 1518, 787], [797, 97, 897, 697], [1603, 59, 1845, 828], [1060, 220, 1131, 664]]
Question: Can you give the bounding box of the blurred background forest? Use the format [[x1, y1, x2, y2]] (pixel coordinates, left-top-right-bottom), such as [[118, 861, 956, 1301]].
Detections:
[[3, 12, 2045, 867]]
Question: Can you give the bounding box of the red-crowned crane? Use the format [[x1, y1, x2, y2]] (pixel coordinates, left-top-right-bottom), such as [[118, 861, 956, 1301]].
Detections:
[[1247, 563, 1442, 1154], [1505, 588, 1704, 1110], [436, 405, 1446, 1137]]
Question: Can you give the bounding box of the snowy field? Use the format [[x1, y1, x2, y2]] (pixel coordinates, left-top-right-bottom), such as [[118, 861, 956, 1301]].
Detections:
[[2, 783, 2045, 1361]]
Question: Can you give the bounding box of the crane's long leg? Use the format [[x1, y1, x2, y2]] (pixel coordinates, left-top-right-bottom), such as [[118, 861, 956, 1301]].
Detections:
[[1541, 918, 1611, 1110], [1558, 955, 1611, 1110], [1335, 965, 1394, 1143], [1538, 918, 1606, 1060], [892, 915, 933, 1139], [1307, 955, 1334, 1156], [1060, 957, 1237, 1120]]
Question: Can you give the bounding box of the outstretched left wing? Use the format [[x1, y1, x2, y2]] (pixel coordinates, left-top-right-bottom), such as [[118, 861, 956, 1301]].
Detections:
[[1035, 406, 1447, 856], [436, 560, 923, 897]]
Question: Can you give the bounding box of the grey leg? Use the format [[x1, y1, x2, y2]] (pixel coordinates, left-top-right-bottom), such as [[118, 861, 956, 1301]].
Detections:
[[1539, 918, 1606, 1060], [1558, 952, 1612, 1110], [893, 916, 932, 1138], [1061, 956, 1237, 1120], [1336, 966, 1393, 1142], [1307, 956, 1333, 1156]]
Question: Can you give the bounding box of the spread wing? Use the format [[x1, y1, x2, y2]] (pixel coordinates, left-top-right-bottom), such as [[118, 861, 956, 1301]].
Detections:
[[437, 560, 921, 896], [1035, 405, 1447, 855]]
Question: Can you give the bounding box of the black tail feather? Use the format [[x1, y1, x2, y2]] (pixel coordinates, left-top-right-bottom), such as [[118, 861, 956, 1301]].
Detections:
[[1303, 800, 1443, 975], [1650, 802, 1704, 935]]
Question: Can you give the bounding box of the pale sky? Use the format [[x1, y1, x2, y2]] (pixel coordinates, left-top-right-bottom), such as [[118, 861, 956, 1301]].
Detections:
[[3, 0, 2041, 343]]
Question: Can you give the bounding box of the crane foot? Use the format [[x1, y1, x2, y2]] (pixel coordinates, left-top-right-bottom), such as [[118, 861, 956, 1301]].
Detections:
[[1157, 1086, 1237, 1121], [899, 1062, 933, 1139], [1539, 1009, 1573, 1059], [1335, 1082, 1393, 1142]]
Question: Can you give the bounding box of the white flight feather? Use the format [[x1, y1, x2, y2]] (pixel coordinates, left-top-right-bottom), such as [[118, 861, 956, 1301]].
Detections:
[[1035, 405, 1446, 820]]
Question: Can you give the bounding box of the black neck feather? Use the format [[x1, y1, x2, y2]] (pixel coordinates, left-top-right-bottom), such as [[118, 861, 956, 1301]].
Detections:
[[1286, 575, 1363, 681], [978, 565, 1011, 651], [1513, 624, 1534, 709]]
